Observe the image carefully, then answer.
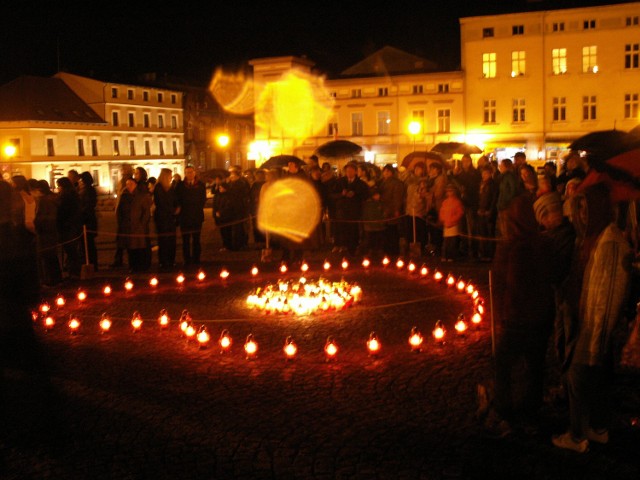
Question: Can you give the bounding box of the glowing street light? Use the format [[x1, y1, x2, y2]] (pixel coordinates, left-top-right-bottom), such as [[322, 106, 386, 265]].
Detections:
[[408, 121, 422, 152]]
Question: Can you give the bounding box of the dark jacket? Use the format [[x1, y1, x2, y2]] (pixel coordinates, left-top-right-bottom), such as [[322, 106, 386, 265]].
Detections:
[[177, 180, 206, 229]]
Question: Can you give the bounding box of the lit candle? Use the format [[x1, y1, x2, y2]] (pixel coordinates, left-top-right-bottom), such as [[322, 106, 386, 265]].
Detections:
[[456, 278, 466, 292], [300, 262, 309, 273], [367, 331, 381, 355], [362, 258, 370, 268], [446, 274, 455, 287], [158, 308, 170, 329], [40, 302, 51, 314], [196, 325, 210, 348], [99, 313, 112, 333], [472, 312, 482, 326], [179, 310, 191, 335], [244, 333, 258, 358], [185, 322, 196, 340], [433, 270, 443, 282], [251, 266, 259, 276], [432, 320, 446, 343], [409, 326, 423, 352], [197, 270, 206, 281], [279, 263, 288, 274], [396, 258, 404, 269], [323, 260, 331, 271], [176, 273, 185, 285], [382, 256, 390, 267], [124, 278, 134, 291], [219, 268, 230, 280], [407, 262, 416, 273], [324, 336, 338, 360], [44, 315, 56, 331], [68, 315, 80, 334], [76, 289, 87, 302], [103, 284, 112, 296], [341, 258, 349, 270], [283, 336, 297, 359], [219, 329, 232, 353], [455, 314, 467, 334], [420, 265, 429, 277], [131, 311, 143, 332], [149, 276, 159, 287], [55, 294, 66, 307]]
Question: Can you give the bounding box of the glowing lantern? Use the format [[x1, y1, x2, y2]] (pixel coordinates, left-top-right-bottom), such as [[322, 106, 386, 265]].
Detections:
[[382, 256, 390, 267], [456, 278, 466, 292], [409, 326, 423, 352], [251, 266, 259, 276], [158, 308, 170, 329], [131, 311, 143, 332], [279, 263, 288, 274], [432, 320, 446, 343], [219, 329, 232, 352], [361, 258, 370, 268], [466, 284, 475, 295], [367, 331, 381, 355], [341, 258, 349, 270], [472, 312, 482, 326], [433, 270, 443, 282], [44, 315, 56, 331], [420, 265, 429, 277], [407, 262, 416, 273], [396, 258, 405, 269], [40, 302, 51, 314], [244, 333, 258, 358], [103, 285, 112, 296], [76, 289, 87, 302], [283, 336, 297, 359], [471, 290, 479, 300], [31, 310, 39, 322], [55, 294, 66, 308], [68, 315, 80, 334], [149, 276, 159, 287], [323, 260, 331, 271], [455, 314, 468, 334], [124, 278, 134, 291], [300, 262, 309, 273], [197, 270, 206, 281], [475, 299, 485, 315], [176, 273, 185, 285], [99, 313, 112, 333], [179, 310, 191, 335], [219, 268, 230, 280], [324, 336, 338, 361], [196, 325, 210, 348], [446, 274, 455, 287]]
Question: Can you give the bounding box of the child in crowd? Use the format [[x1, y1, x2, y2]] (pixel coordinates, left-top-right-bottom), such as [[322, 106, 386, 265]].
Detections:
[[439, 183, 465, 262]]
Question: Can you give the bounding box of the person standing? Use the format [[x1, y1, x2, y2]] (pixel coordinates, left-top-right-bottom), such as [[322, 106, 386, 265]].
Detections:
[[55, 176, 82, 278], [379, 164, 405, 257], [226, 166, 250, 250], [153, 168, 179, 271], [552, 183, 633, 453], [403, 162, 428, 254], [126, 176, 152, 273], [425, 161, 447, 256], [332, 162, 369, 256], [477, 165, 498, 261], [111, 163, 134, 268], [438, 183, 465, 262], [78, 171, 98, 271], [249, 169, 266, 246], [454, 154, 481, 259], [280, 159, 310, 263], [177, 166, 206, 269], [32, 180, 62, 287]]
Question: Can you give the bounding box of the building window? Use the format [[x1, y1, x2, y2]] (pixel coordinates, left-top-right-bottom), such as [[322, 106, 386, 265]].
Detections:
[[111, 87, 118, 98], [412, 85, 423, 94], [511, 51, 526, 76], [582, 46, 598, 73], [172, 140, 178, 156], [582, 95, 597, 120], [552, 97, 567, 121], [171, 94, 177, 104], [351, 112, 363, 136], [113, 139, 120, 156], [483, 99, 496, 124], [512, 98, 526, 123], [91, 169, 99, 186], [482, 27, 494, 38], [437, 109, 451, 133], [158, 115, 165, 129], [127, 89, 134, 100], [159, 140, 165, 156], [626, 16, 639, 26], [143, 113, 150, 128], [328, 122, 338, 136], [128, 113, 135, 127], [583, 19, 596, 30], [330, 91, 337, 98], [77, 138, 85, 156], [91, 139, 98, 156], [112, 111, 119, 126], [512, 25, 524, 35], [412, 110, 425, 127], [378, 87, 388, 97], [625, 44, 639, 69], [624, 93, 639, 119], [143, 91, 149, 101], [157, 92, 163, 103], [377, 111, 390, 135], [129, 140, 136, 156], [552, 48, 568, 75], [437, 83, 450, 93], [46, 138, 55, 156], [144, 140, 151, 156], [351, 89, 362, 98], [171, 116, 178, 129], [552, 22, 565, 32], [482, 52, 497, 78]]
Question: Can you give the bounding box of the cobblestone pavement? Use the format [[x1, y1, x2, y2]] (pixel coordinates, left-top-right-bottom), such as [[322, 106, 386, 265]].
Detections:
[[2, 211, 639, 479]]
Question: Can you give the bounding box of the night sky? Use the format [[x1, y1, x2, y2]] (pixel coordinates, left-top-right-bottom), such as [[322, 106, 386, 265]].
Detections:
[[0, 1, 630, 85]]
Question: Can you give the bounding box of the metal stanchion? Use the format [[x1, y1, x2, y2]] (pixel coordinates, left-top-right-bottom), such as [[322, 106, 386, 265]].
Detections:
[[80, 225, 94, 279]]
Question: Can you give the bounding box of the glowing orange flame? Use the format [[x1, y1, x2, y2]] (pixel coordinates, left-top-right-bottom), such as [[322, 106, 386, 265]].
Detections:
[[44, 315, 55, 330], [362, 258, 371, 268], [219, 269, 230, 280], [40, 302, 50, 314], [323, 260, 331, 271], [219, 329, 232, 351], [420, 265, 429, 276], [124, 278, 134, 291], [382, 257, 390, 266], [251, 266, 259, 276], [103, 285, 112, 295], [158, 309, 170, 328], [77, 289, 87, 301], [55, 295, 66, 307], [68, 316, 80, 333], [100, 314, 112, 333], [197, 270, 206, 281], [367, 332, 381, 354], [176, 273, 185, 285], [283, 336, 297, 358], [409, 326, 423, 351], [244, 334, 258, 356], [131, 312, 143, 331], [197, 326, 210, 347], [324, 336, 338, 358], [396, 259, 405, 269], [433, 320, 446, 342]]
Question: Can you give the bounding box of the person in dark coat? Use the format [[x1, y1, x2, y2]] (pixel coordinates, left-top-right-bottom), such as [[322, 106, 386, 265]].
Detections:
[[379, 164, 405, 256], [177, 166, 207, 268], [331, 162, 369, 256], [126, 177, 152, 273], [153, 168, 179, 271], [477, 165, 498, 261], [482, 193, 554, 438], [454, 154, 482, 258], [213, 182, 235, 251], [226, 167, 250, 250], [55, 176, 82, 278], [111, 163, 134, 268], [32, 180, 62, 286], [248, 170, 266, 245], [78, 171, 98, 270]]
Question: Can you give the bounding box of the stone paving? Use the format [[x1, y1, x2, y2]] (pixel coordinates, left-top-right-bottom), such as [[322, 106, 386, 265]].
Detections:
[[2, 212, 639, 479]]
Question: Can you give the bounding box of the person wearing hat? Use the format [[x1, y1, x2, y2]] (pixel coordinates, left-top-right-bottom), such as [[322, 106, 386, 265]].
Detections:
[[438, 183, 465, 262]]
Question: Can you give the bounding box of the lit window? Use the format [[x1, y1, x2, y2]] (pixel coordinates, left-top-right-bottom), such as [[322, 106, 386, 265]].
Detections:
[[351, 112, 363, 136], [113, 139, 120, 156], [377, 111, 390, 135], [482, 53, 497, 78], [552, 48, 568, 75], [582, 46, 598, 73], [437, 109, 450, 133], [511, 51, 526, 76]]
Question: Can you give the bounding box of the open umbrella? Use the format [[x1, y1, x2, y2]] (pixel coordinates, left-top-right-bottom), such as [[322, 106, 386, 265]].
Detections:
[[570, 129, 640, 173], [401, 151, 444, 170], [201, 168, 230, 181], [315, 139, 362, 158], [430, 142, 482, 157], [261, 155, 305, 170]]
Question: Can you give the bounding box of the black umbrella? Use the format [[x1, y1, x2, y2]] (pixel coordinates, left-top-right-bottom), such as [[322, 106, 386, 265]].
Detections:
[[201, 168, 230, 180], [315, 139, 362, 158], [569, 129, 640, 172], [430, 142, 482, 156], [261, 155, 305, 170], [401, 151, 444, 170]]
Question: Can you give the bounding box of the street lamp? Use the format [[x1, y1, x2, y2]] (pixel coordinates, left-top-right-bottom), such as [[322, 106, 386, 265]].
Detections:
[[408, 121, 421, 152], [216, 133, 230, 169], [2, 143, 17, 180]]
